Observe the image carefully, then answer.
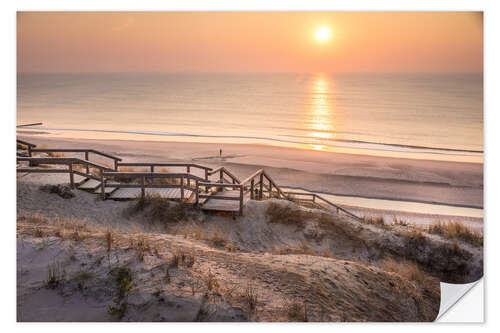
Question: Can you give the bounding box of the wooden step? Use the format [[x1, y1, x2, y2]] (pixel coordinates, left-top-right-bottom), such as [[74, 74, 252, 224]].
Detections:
[[77, 179, 102, 190], [93, 186, 117, 195], [201, 190, 249, 213], [109, 187, 194, 200], [73, 174, 88, 185]]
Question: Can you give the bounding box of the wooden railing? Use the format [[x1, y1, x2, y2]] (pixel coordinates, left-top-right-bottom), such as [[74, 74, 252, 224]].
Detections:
[[103, 171, 207, 201], [16, 139, 361, 219], [240, 169, 288, 200], [196, 169, 288, 215], [16, 156, 114, 198], [283, 190, 362, 221], [208, 167, 241, 184], [16, 139, 37, 157], [31, 148, 122, 171], [116, 162, 212, 180], [197, 182, 244, 214]]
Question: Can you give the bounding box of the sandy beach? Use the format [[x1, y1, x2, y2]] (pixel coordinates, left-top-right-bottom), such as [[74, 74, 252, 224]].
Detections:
[[18, 134, 483, 221]]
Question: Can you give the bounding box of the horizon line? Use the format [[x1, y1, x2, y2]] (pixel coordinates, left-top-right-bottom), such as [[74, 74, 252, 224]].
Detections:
[[17, 70, 484, 75]]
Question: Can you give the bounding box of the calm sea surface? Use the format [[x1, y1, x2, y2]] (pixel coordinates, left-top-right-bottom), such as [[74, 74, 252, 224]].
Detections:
[[17, 72, 483, 161]]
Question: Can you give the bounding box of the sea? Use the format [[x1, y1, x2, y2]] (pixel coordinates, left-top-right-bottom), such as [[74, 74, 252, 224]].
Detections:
[[17, 72, 483, 162]]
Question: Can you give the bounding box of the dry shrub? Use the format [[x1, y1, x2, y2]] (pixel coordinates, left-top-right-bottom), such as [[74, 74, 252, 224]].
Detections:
[[176, 224, 236, 251], [45, 261, 65, 289], [363, 216, 386, 227], [129, 235, 153, 261], [208, 228, 229, 248], [125, 194, 185, 224], [17, 214, 47, 225], [266, 201, 312, 229], [39, 184, 75, 199], [282, 300, 307, 322], [272, 241, 315, 256], [148, 195, 185, 222], [381, 257, 426, 285], [392, 217, 409, 227], [397, 229, 427, 248], [126, 193, 152, 215], [170, 250, 195, 268], [204, 270, 219, 292], [319, 248, 336, 258], [243, 284, 258, 312], [428, 221, 483, 247]]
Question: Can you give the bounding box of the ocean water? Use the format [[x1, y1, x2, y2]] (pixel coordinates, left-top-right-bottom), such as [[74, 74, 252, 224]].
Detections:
[[17, 72, 483, 161]]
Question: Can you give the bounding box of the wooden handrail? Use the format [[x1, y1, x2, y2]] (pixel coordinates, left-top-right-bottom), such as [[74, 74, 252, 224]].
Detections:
[[103, 171, 206, 182], [16, 139, 37, 148], [31, 149, 122, 162], [313, 194, 362, 221], [283, 190, 362, 221], [18, 157, 114, 171], [198, 182, 242, 188], [117, 162, 211, 171], [240, 169, 287, 200], [17, 157, 79, 164], [17, 122, 43, 128], [208, 167, 241, 184], [240, 169, 264, 185]]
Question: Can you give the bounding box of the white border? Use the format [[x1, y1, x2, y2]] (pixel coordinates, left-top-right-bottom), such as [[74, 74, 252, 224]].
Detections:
[[4, 0, 498, 331]]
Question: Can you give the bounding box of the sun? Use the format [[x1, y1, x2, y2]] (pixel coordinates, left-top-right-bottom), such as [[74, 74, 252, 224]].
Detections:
[[315, 27, 331, 43]]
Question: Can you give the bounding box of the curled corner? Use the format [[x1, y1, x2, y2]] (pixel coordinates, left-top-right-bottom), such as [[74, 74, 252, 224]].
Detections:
[[436, 278, 483, 322]]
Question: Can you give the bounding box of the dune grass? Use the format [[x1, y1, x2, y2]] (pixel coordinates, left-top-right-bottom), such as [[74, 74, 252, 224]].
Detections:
[[125, 193, 186, 223], [381, 257, 426, 285], [427, 221, 483, 247]]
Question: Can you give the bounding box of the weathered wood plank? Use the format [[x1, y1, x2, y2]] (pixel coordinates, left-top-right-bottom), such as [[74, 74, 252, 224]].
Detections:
[[78, 179, 102, 190]]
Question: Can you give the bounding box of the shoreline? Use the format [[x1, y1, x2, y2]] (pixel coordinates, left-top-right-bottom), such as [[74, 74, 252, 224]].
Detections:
[[17, 128, 483, 163], [18, 134, 483, 221]]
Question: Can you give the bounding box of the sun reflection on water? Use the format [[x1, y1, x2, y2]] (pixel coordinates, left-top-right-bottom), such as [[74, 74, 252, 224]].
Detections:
[[307, 74, 335, 150]]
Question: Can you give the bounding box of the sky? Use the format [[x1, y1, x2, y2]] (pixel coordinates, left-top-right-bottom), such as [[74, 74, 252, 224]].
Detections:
[[17, 12, 483, 73]]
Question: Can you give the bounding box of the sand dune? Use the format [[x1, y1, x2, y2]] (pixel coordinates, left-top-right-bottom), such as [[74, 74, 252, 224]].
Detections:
[[17, 171, 483, 321]]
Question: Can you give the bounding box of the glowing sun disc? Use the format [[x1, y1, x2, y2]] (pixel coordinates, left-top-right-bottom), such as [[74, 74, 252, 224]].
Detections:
[[315, 27, 331, 42]]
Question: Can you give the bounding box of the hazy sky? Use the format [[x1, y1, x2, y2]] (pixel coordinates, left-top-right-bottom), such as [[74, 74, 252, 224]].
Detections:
[[17, 12, 483, 73]]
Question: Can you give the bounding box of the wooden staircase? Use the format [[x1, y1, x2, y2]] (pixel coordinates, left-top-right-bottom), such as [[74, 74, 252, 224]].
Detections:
[[16, 139, 361, 220]]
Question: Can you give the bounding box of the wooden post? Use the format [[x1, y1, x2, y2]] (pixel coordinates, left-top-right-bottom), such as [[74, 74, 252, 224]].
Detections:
[[150, 165, 154, 173], [205, 169, 208, 181], [259, 174, 264, 200], [85, 151, 89, 174], [219, 170, 223, 183], [269, 180, 272, 199], [141, 176, 145, 198], [28, 145, 33, 166], [114, 159, 118, 171], [187, 165, 190, 173], [312, 194, 316, 203], [100, 168, 105, 200], [195, 180, 199, 205], [239, 185, 244, 216], [68, 163, 74, 188], [180, 176, 184, 201], [250, 179, 254, 200]]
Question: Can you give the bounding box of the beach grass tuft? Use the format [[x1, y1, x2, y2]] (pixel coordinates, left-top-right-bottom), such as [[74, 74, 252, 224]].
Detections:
[[381, 257, 426, 285], [427, 221, 482, 247]]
